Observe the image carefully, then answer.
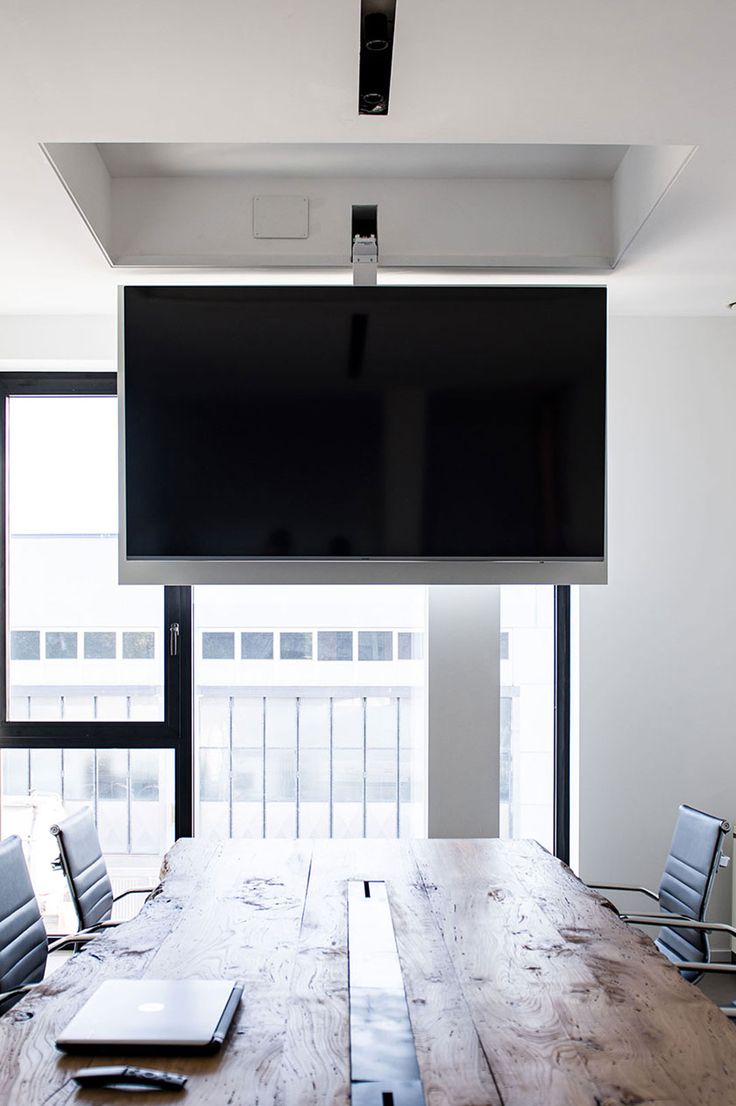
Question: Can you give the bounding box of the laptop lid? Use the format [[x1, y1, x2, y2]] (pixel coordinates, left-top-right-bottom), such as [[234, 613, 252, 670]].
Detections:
[[56, 979, 242, 1054]]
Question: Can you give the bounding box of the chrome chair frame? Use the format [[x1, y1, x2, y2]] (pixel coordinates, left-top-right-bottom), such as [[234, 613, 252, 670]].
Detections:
[[589, 804, 735, 1019], [0, 833, 105, 1014], [51, 807, 153, 932]]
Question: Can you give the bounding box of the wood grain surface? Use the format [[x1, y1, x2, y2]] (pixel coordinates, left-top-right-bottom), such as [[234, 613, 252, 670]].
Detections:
[[1, 838, 734, 1105]]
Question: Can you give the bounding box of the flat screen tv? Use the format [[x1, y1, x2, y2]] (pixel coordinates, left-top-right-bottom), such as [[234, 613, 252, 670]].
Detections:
[[119, 285, 606, 584]]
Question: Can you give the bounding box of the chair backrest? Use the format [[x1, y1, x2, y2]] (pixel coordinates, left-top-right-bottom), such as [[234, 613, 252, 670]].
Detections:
[[50, 808, 113, 930], [0, 835, 48, 994], [655, 803, 730, 980]]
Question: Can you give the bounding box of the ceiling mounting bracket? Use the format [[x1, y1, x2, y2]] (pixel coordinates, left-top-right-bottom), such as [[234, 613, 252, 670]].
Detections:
[[352, 234, 378, 285]]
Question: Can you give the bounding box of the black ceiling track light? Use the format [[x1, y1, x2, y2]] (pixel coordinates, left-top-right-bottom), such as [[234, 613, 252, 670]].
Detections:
[[359, 0, 396, 115]]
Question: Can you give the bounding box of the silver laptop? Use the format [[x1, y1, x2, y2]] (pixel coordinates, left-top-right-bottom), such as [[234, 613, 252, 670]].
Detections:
[[56, 979, 243, 1055]]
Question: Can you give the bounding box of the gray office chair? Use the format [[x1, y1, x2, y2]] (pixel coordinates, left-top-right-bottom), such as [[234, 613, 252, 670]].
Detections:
[[50, 807, 152, 931], [0, 835, 96, 1012], [589, 803, 736, 1016]]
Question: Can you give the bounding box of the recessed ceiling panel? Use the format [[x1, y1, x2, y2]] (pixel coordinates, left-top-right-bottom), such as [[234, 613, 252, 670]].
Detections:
[[42, 141, 694, 272], [96, 142, 628, 181]]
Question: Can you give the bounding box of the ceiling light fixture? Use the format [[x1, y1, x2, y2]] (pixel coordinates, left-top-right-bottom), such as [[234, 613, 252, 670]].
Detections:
[[359, 1, 396, 116], [364, 12, 390, 51]]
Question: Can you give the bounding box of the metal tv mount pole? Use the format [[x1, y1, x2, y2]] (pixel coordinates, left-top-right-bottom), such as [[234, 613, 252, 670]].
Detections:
[[351, 204, 378, 286]]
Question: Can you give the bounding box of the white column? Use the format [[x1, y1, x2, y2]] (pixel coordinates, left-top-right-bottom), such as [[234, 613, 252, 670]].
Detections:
[[427, 585, 500, 838]]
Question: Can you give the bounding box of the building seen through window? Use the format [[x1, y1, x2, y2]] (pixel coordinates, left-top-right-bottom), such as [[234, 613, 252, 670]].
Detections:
[[193, 585, 426, 840]]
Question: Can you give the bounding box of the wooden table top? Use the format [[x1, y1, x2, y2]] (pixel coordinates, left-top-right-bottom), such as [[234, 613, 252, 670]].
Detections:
[[1, 837, 735, 1105]]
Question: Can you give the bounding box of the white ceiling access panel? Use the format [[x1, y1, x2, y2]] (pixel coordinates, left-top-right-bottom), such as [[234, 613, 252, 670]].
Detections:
[[42, 142, 694, 271]]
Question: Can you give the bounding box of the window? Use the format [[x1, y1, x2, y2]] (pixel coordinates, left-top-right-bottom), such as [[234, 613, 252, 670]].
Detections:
[[358, 631, 393, 661], [10, 630, 39, 660], [398, 632, 423, 660], [122, 631, 155, 660], [241, 632, 273, 660], [0, 378, 187, 929], [318, 631, 353, 661], [5, 392, 165, 721], [84, 631, 116, 659], [194, 585, 426, 840], [499, 585, 554, 851], [46, 631, 78, 660], [202, 632, 234, 660], [280, 632, 312, 660], [0, 745, 175, 932]]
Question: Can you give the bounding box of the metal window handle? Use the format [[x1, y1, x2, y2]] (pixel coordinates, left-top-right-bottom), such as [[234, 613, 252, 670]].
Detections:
[[169, 623, 180, 657]]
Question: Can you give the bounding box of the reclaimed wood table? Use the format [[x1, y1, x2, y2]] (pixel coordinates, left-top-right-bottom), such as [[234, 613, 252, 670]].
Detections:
[[1, 837, 736, 1105]]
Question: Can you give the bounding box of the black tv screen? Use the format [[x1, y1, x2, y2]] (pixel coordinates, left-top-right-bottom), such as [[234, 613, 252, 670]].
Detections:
[[121, 285, 605, 563]]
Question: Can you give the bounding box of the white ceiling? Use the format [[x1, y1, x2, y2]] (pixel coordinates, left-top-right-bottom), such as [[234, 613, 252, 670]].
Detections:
[[0, 0, 735, 318]]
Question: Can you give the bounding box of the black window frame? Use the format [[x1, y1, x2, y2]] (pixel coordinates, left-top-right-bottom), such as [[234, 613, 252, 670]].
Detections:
[[553, 584, 571, 864], [0, 373, 193, 835]]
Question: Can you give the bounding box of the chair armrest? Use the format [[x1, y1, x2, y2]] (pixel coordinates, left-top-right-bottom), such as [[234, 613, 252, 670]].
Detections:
[[620, 911, 689, 922], [72, 919, 124, 933], [0, 983, 36, 1006], [47, 932, 99, 953], [587, 884, 659, 902], [677, 962, 736, 974], [112, 887, 153, 904], [623, 916, 736, 938]]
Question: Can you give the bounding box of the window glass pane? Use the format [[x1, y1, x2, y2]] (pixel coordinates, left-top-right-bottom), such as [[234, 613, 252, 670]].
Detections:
[[84, 631, 116, 659], [241, 632, 273, 660], [299, 698, 330, 749], [366, 747, 397, 804], [265, 748, 296, 801], [358, 631, 393, 661], [232, 749, 262, 802], [130, 749, 160, 800], [1, 747, 174, 931], [97, 748, 128, 800], [318, 631, 353, 661], [499, 585, 554, 852], [280, 632, 312, 660], [398, 631, 423, 660], [122, 631, 155, 659], [45, 631, 77, 659], [6, 396, 164, 721], [333, 697, 363, 748], [199, 697, 230, 748], [232, 697, 263, 748], [266, 698, 297, 749], [299, 748, 330, 802], [63, 749, 95, 801], [366, 697, 397, 749], [30, 748, 62, 793], [11, 630, 39, 660], [202, 631, 234, 660], [333, 747, 363, 803], [193, 586, 426, 840], [200, 748, 229, 802], [2, 747, 30, 796]]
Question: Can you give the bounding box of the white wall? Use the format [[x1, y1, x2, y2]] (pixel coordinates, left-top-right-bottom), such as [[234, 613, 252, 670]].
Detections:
[[578, 317, 736, 934], [0, 315, 115, 370]]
